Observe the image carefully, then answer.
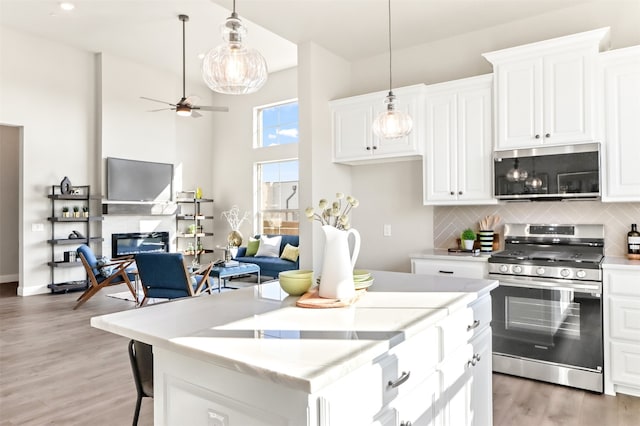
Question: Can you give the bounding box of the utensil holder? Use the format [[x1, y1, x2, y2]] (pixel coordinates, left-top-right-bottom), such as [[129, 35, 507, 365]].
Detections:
[[478, 230, 494, 252]]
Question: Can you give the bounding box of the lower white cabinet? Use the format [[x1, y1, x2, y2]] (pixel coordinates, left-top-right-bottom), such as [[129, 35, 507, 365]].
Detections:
[[600, 45, 640, 202], [411, 256, 488, 280], [603, 261, 640, 397]]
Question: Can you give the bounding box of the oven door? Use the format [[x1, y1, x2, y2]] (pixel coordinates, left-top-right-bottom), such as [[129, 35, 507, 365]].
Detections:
[[490, 275, 603, 372]]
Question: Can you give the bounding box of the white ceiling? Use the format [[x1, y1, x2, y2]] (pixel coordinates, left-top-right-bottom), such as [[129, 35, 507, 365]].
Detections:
[[0, 0, 610, 86]]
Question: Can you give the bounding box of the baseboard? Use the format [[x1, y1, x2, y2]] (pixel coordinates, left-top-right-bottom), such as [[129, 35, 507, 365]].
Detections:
[[0, 273, 18, 283]]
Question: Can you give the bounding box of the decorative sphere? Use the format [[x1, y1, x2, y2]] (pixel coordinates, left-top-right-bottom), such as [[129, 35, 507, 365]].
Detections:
[[227, 230, 243, 247]]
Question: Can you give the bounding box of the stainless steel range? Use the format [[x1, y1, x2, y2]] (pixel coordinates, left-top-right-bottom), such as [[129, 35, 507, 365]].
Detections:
[[488, 223, 604, 393]]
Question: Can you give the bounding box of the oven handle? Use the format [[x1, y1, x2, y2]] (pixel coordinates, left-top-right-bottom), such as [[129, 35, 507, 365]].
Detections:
[[489, 274, 601, 295]]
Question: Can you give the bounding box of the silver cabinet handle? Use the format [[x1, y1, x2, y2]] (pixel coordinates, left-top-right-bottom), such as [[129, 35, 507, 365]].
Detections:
[[372, 145, 378, 150], [366, 146, 371, 150], [545, 133, 551, 138], [467, 353, 481, 368], [388, 371, 411, 388], [467, 320, 480, 331], [535, 134, 540, 139], [458, 191, 463, 195]]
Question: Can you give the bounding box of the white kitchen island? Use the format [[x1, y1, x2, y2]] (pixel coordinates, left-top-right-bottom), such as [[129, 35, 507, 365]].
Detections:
[[91, 270, 497, 426]]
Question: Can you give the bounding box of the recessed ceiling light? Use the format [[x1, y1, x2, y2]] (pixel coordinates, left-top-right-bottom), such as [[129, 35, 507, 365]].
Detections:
[[59, 2, 75, 11]]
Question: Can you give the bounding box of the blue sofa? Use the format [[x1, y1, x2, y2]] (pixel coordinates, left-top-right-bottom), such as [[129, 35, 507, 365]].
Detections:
[[233, 234, 299, 278]]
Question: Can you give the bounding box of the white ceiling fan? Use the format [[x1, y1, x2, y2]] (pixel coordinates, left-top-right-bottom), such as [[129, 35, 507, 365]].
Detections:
[[141, 14, 228, 118]]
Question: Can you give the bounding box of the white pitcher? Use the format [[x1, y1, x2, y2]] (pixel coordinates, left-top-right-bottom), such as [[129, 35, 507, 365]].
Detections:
[[319, 225, 361, 300]]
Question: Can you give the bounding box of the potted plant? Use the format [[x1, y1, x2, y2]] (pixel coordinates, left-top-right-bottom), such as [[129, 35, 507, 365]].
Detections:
[[82, 206, 89, 218], [461, 228, 476, 250], [62, 207, 70, 218], [73, 206, 80, 218]]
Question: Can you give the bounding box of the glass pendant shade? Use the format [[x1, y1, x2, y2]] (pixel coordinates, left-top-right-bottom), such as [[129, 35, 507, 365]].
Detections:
[[202, 13, 268, 95], [506, 158, 528, 182], [372, 92, 413, 139]]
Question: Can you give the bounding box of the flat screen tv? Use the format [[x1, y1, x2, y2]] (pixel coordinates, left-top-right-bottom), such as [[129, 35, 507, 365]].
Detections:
[[106, 157, 173, 202]]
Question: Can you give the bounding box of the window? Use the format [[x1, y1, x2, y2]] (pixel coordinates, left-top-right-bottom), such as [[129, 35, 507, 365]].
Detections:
[[256, 160, 299, 235], [255, 100, 298, 147]]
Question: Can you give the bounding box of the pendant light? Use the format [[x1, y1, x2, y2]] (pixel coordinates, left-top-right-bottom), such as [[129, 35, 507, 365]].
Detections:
[[506, 158, 528, 182], [201, 0, 268, 95], [372, 0, 413, 139]]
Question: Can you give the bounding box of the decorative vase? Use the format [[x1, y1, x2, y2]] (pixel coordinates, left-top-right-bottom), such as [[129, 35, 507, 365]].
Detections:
[[478, 230, 494, 252], [227, 230, 243, 247], [319, 225, 361, 300]]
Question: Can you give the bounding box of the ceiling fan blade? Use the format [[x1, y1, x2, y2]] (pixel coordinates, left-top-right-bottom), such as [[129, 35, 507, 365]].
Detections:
[[140, 96, 176, 107], [147, 108, 174, 112], [191, 110, 203, 118], [195, 105, 230, 112], [184, 95, 200, 106]]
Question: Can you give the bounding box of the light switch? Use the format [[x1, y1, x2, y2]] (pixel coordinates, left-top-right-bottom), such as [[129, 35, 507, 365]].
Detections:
[[32, 223, 45, 232], [383, 224, 391, 237]]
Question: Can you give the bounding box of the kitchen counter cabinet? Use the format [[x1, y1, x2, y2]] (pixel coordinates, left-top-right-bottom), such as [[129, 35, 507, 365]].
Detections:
[[92, 271, 497, 426], [423, 74, 496, 205], [603, 258, 640, 397], [483, 28, 609, 150], [330, 85, 424, 165], [600, 45, 640, 202], [411, 251, 490, 280]]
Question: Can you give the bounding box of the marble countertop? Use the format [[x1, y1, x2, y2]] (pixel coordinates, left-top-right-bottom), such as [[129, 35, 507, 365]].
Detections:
[[91, 272, 497, 393], [410, 249, 492, 262], [602, 256, 640, 269]]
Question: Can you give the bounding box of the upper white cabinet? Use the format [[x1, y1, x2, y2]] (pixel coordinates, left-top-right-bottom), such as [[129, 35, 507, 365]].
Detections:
[[600, 46, 640, 202], [331, 84, 425, 165], [423, 74, 497, 205], [483, 27, 610, 150]]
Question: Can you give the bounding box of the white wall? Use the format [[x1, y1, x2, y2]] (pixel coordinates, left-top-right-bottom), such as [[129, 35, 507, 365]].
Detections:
[[209, 67, 299, 250], [0, 125, 20, 282], [0, 27, 96, 295]]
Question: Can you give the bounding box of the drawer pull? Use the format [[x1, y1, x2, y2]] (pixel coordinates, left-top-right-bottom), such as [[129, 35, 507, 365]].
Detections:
[[467, 353, 481, 368], [467, 320, 480, 331], [438, 270, 454, 274], [388, 371, 411, 388], [401, 422, 413, 426]]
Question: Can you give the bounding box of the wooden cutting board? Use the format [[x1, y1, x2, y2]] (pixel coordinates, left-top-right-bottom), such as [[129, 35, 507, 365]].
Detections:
[[296, 287, 366, 308]]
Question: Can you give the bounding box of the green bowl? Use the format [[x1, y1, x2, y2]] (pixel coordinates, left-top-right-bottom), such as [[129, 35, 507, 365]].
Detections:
[[280, 269, 313, 279], [279, 273, 313, 296]]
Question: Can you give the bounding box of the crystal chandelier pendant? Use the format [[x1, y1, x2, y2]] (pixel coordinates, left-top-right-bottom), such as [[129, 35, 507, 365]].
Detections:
[[372, 92, 413, 139], [202, 10, 268, 95]]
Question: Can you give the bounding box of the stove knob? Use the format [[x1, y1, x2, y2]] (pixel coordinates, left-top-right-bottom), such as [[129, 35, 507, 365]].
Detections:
[[536, 267, 545, 275], [560, 268, 571, 278], [499, 265, 509, 273], [512, 265, 523, 274], [576, 270, 587, 279]]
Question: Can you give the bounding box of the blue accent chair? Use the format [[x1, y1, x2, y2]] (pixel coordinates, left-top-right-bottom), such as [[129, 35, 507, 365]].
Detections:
[[75, 244, 137, 309], [135, 253, 213, 306]]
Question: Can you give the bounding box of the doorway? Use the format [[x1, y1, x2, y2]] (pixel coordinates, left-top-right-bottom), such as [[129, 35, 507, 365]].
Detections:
[[0, 125, 21, 293]]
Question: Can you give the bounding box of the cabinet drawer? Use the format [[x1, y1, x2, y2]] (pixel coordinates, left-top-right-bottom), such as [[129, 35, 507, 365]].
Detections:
[[412, 258, 487, 279], [469, 295, 492, 340], [610, 341, 640, 388], [609, 297, 640, 341], [607, 269, 640, 297], [320, 325, 440, 423], [438, 308, 474, 358]]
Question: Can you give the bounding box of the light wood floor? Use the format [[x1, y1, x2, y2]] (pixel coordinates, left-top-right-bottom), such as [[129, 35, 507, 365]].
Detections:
[[1, 282, 639, 426]]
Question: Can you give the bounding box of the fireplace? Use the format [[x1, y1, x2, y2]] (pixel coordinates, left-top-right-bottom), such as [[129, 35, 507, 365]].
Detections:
[[112, 232, 170, 258]]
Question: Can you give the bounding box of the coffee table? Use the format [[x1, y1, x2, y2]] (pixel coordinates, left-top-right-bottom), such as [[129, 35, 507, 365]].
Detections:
[[209, 263, 260, 292]]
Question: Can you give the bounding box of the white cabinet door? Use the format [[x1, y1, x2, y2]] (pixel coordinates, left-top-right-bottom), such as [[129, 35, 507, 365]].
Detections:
[[457, 83, 494, 202], [469, 327, 493, 426], [601, 46, 640, 202], [332, 100, 374, 161], [331, 85, 424, 165], [543, 49, 595, 144], [494, 58, 542, 149], [423, 75, 495, 205]]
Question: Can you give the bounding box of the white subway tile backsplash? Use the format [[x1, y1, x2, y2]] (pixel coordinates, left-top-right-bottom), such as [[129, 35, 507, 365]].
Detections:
[[434, 201, 640, 257]]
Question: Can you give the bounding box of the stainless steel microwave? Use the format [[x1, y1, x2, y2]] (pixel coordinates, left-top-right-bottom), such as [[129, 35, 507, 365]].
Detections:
[[494, 143, 601, 201]]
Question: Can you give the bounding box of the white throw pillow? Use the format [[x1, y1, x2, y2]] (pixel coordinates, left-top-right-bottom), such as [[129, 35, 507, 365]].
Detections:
[[255, 235, 282, 258]]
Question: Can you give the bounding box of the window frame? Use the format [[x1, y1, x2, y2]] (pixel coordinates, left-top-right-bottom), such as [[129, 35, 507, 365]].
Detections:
[[253, 98, 299, 149]]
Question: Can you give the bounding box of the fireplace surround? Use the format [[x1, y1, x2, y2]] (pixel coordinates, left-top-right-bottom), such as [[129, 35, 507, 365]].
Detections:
[[111, 232, 170, 258]]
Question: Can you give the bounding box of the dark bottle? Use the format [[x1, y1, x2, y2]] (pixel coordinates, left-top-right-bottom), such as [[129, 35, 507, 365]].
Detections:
[[628, 224, 640, 255]]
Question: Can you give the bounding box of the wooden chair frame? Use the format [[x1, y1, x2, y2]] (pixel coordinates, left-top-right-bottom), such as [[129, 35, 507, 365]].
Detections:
[[74, 252, 136, 310]]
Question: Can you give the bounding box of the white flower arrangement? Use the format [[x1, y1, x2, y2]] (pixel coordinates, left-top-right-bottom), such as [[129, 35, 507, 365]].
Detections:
[[222, 205, 250, 231], [305, 192, 359, 231]]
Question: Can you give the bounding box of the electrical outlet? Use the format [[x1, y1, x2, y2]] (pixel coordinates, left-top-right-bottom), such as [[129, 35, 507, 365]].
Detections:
[[32, 223, 45, 232], [383, 224, 391, 237]]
